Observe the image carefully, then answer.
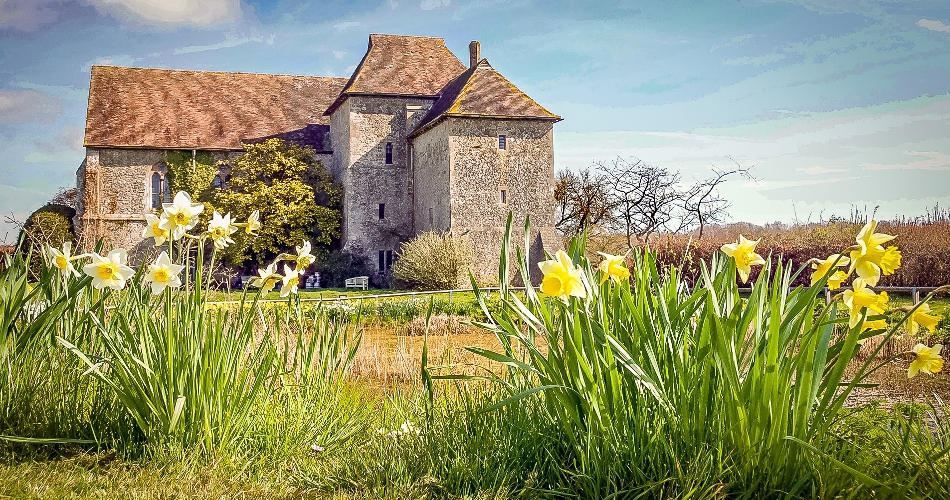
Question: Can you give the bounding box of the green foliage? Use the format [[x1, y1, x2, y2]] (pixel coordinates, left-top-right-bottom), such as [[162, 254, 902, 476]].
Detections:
[[17, 204, 75, 278], [164, 151, 220, 228], [313, 249, 371, 288], [392, 231, 474, 290], [216, 139, 342, 266]]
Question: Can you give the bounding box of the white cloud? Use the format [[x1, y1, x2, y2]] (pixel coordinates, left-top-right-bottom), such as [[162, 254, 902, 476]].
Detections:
[[420, 0, 449, 10], [334, 21, 360, 32], [332, 50, 346, 59], [0, 0, 60, 31], [796, 166, 849, 175], [710, 33, 753, 52], [81, 54, 137, 72], [0, 89, 62, 124], [173, 35, 262, 54], [863, 151, 950, 171], [916, 18, 950, 33], [34, 127, 84, 154], [723, 53, 787, 67], [87, 0, 242, 28]]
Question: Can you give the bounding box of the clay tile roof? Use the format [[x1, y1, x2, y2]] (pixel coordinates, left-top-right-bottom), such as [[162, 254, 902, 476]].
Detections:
[[324, 34, 467, 116], [84, 66, 348, 150], [409, 59, 561, 138]]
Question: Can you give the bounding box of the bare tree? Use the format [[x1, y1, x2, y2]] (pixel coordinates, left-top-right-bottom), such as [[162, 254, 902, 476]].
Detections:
[[595, 157, 754, 247], [553, 168, 615, 237], [675, 159, 754, 238]]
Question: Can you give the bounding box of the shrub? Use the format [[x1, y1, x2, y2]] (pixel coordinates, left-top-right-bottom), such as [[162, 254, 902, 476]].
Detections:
[[392, 232, 473, 290], [313, 249, 372, 288], [17, 204, 75, 278]]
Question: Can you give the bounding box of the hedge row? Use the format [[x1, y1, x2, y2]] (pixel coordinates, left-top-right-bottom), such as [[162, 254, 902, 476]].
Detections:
[[586, 220, 950, 288]]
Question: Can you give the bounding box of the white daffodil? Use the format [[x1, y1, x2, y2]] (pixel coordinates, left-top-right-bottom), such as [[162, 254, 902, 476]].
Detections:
[[295, 240, 316, 272], [280, 264, 301, 297], [47, 241, 81, 277], [142, 214, 170, 246], [207, 211, 237, 250], [249, 263, 281, 294], [158, 191, 204, 240], [142, 251, 184, 294], [82, 248, 135, 290], [245, 210, 261, 235]]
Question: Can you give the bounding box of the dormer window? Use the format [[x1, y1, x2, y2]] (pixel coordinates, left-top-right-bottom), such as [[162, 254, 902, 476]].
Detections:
[[498, 135, 506, 150], [385, 142, 393, 164]]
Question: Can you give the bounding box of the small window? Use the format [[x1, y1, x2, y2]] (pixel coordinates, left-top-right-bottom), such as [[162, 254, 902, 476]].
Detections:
[[498, 135, 506, 150], [386, 250, 393, 270], [151, 173, 162, 209], [428, 207, 434, 226], [379, 203, 386, 220], [500, 189, 507, 205], [378, 250, 385, 271], [385, 142, 393, 164], [379, 250, 394, 271]]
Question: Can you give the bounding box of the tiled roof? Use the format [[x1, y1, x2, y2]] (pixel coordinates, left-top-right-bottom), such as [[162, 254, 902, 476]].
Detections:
[[84, 66, 347, 150], [409, 59, 560, 137], [324, 34, 467, 116]]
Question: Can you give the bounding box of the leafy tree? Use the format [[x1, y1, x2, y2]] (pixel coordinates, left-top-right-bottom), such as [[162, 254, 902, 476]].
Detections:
[[17, 203, 75, 278], [215, 139, 342, 266], [164, 150, 219, 228]]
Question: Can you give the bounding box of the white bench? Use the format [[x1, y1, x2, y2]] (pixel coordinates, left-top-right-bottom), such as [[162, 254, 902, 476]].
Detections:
[[344, 276, 368, 290]]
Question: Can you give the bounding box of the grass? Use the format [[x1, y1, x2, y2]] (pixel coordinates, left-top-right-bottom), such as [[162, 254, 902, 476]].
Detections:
[[3, 218, 950, 499]]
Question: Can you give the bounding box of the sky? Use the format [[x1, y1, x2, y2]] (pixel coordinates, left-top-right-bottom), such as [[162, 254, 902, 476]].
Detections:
[[1, 0, 949, 242]]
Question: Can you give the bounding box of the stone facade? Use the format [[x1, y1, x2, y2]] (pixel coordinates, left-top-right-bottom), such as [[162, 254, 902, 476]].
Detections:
[[75, 34, 561, 283]]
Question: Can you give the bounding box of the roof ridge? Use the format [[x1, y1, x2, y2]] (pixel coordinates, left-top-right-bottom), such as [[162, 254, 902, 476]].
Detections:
[[90, 65, 345, 80]]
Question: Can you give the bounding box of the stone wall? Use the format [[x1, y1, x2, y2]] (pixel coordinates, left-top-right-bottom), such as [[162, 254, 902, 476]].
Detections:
[[410, 120, 451, 234], [331, 95, 434, 269], [445, 117, 558, 284]]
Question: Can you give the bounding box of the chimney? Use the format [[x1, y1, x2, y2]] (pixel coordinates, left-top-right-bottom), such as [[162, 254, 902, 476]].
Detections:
[[469, 40, 481, 68]]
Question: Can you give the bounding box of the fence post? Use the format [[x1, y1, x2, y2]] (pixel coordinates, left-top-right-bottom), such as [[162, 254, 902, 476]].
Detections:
[[824, 287, 831, 305], [449, 290, 453, 305], [912, 287, 920, 304]]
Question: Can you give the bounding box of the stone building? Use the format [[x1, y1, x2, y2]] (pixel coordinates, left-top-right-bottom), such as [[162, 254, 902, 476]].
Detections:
[[76, 34, 560, 282]]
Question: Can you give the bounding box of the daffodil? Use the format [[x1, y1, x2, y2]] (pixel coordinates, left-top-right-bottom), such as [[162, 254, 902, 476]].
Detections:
[[842, 283, 889, 329], [810, 254, 850, 290], [47, 241, 80, 277], [849, 220, 899, 288], [249, 263, 281, 294], [861, 318, 888, 332], [143, 251, 184, 294], [245, 210, 261, 235], [538, 250, 587, 300], [908, 343, 944, 378], [295, 241, 316, 271], [280, 264, 300, 297], [158, 191, 204, 240], [142, 214, 169, 246], [906, 303, 942, 336], [720, 235, 766, 284], [597, 252, 630, 284], [82, 248, 135, 290], [207, 211, 237, 250]]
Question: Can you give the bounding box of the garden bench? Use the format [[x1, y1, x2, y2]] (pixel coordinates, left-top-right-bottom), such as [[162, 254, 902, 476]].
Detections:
[[344, 276, 368, 290]]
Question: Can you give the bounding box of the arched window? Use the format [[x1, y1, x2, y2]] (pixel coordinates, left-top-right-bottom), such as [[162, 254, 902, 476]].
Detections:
[[151, 172, 162, 209]]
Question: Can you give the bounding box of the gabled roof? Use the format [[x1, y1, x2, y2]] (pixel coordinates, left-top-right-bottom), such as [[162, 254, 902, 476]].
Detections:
[[84, 66, 347, 150], [324, 34, 467, 116], [409, 59, 561, 138]]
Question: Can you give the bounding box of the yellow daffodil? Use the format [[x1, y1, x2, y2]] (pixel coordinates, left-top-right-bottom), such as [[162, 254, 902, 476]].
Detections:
[[159, 191, 204, 240], [280, 264, 300, 297], [810, 254, 850, 290], [249, 263, 281, 294], [848, 220, 899, 288], [245, 210, 261, 235], [906, 303, 942, 336], [295, 241, 316, 271], [861, 318, 888, 332], [538, 250, 587, 300], [597, 251, 630, 284], [908, 343, 944, 378], [47, 241, 81, 277], [82, 248, 135, 290], [207, 211, 237, 250], [143, 251, 184, 294], [842, 283, 889, 329], [142, 214, 169, 246], [720, 235, 766, 284]]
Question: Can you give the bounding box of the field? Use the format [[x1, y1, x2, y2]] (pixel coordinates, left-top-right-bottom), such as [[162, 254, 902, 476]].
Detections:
[[3, 220, 950, 499]]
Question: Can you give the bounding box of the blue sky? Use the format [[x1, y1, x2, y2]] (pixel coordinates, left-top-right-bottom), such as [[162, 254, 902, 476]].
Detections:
[[1, 0, 949, 242]]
